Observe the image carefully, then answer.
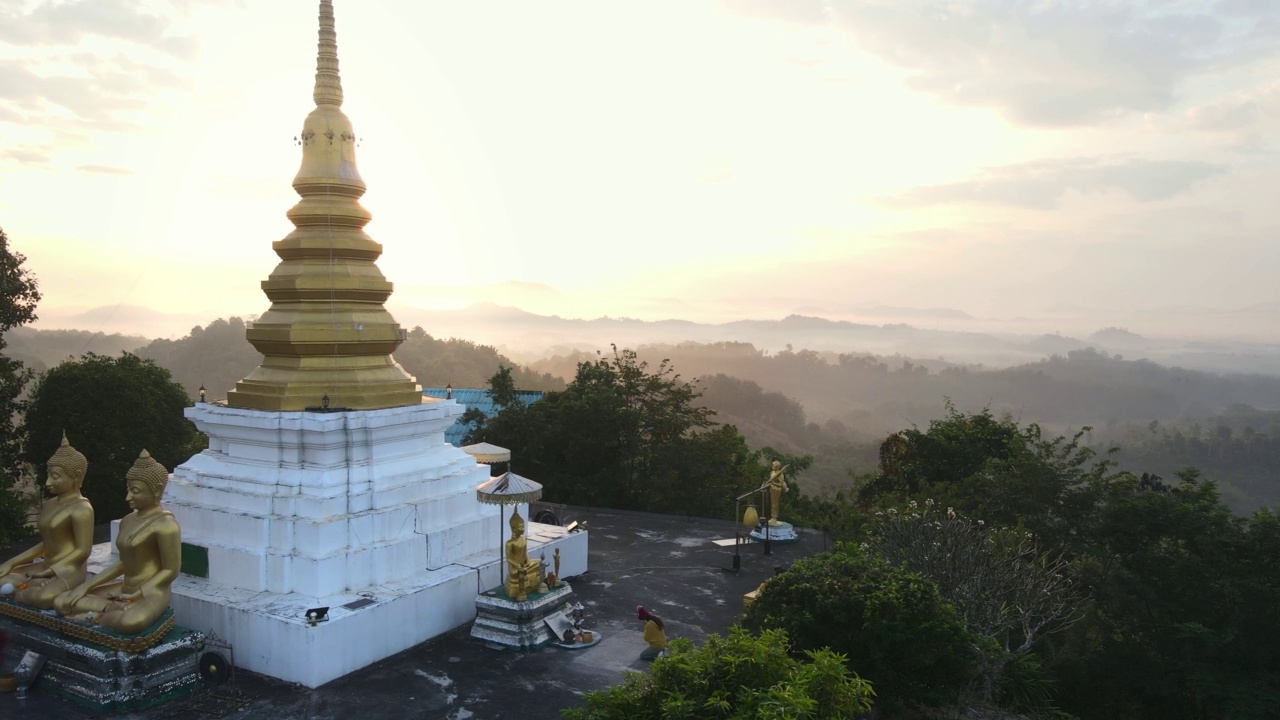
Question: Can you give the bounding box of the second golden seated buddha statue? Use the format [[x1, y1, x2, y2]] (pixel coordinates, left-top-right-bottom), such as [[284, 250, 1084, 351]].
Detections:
[[55, 450, 181, 635]]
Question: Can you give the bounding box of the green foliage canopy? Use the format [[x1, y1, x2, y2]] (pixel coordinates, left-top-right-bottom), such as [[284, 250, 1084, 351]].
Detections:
[[861, 404, 1114, 552], [742, 543, 976, 709], [0, 227, 41, 545], [1052, 474, 1280, 720], [561, 627, 875, 720], [470, 348, 762, 518], [799, 405, 1279, 718], [22, 353, 200, 522]]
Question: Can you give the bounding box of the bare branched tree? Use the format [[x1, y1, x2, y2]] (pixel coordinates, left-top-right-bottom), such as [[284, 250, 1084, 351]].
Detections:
[[873, 500, 1083, 701]]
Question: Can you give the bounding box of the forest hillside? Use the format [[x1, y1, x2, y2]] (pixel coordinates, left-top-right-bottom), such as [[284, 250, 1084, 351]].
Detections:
[[10, 323, 1276, 511], [532, 343, 1280, 512]]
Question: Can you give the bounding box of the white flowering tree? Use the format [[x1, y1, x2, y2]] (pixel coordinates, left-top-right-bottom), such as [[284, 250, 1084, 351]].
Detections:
[[872, 500, 1082, 701]]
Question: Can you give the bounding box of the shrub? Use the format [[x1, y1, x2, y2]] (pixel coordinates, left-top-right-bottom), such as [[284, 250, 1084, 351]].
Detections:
[[561, 626, 874, 720], [742, 543, 977, 709]]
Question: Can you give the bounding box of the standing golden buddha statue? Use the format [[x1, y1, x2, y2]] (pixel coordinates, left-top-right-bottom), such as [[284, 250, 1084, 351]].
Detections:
[[766, 460, 789, 526], [55, 450, 181, 634], [0, 433, 94, 609]]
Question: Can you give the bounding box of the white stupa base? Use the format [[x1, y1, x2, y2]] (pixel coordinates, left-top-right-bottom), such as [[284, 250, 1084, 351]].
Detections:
[[92, 523, 588, 688], [145, 401, 591, 686], [168, 402, 501, 598]]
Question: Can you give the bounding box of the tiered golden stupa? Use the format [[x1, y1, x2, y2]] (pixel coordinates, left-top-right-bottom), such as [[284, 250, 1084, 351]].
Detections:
[[227, 0, 422, 411]]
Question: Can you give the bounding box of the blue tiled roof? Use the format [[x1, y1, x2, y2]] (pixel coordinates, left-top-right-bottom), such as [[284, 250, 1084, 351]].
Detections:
[[421, 388, 545, 446]]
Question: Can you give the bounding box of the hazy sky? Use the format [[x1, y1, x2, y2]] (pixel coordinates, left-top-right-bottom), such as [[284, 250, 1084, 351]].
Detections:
[[2, 0, 1277, 337]]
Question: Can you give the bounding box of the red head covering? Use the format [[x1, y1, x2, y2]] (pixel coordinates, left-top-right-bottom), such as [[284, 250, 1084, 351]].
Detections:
[[636, 605, 651, 621]]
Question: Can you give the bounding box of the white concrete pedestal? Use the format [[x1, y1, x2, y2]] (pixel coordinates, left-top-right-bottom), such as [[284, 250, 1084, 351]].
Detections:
[[748, 520, 799, 544]]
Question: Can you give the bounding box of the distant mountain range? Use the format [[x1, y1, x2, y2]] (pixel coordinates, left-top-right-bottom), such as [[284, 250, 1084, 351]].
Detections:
[[389, 303, 1280, 377], [35, 305, 212, 340], [29, 301, 1280, 377]]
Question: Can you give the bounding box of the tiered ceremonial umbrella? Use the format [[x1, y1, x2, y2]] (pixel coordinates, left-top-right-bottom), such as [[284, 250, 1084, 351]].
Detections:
[[475, 472, 544, 588], [461, 442, 511, 464]]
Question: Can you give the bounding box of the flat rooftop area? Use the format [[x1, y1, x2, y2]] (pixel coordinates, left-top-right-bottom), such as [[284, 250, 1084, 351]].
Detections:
[[3, 508, 825, 719]]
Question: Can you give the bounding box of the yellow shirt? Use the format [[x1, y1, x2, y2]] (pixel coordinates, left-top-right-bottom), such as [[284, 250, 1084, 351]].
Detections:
[[643, 620, 667, 649]]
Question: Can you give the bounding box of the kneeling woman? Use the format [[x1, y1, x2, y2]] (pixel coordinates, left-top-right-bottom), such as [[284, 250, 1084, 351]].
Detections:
[[637, 605, 667, 661], [55, 450, 180, 635]]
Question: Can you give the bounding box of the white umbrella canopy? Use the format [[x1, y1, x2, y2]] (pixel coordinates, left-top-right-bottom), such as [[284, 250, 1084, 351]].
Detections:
[[476, 472, 545, 595], [462, 442, 512, 464], [476, 472, 543, 506]]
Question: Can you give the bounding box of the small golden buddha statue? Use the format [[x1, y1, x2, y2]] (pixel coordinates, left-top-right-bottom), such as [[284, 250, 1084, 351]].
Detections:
[[766, 460, 789, 526], [54, 450, 181, 634], [503, 510, 542, 601], [0, 433, 94, 609]]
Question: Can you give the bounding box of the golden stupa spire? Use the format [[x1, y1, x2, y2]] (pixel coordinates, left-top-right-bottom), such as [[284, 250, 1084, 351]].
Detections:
[[313, 0, 343, 107], [226, 0, 422, 411]]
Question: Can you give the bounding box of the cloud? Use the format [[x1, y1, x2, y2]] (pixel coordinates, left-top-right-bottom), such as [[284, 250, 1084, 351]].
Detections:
[[76, 164, 134, 176], [2, 147, 52, 166], [0, 0, 196, 58], [727, 0, 830, 26], [731, 1, 1277, 126], [0, 2, 209, 162], [889, 157, 1228, 209], [1180, 78, 1280, 150], [0, 59, 155, 128]]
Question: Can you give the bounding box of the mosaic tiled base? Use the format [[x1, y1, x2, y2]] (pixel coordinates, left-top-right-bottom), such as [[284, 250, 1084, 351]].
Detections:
[[0, 612, 203, 714], [470, 583, 575, 651]]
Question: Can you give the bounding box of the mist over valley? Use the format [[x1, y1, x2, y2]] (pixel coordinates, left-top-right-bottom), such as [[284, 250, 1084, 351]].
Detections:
[[15, 300, 1280, 514]]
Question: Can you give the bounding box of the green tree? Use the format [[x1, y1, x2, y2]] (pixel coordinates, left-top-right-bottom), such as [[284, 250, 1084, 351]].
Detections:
[[742, 543, 976, 709], [1053, 472, 1280, 720], [472, 348, 759, 517], [22, 353, 200, 521], [561, 627, 875, 720], [863, 404, 1114, 552], [0, 227, 42, 545]]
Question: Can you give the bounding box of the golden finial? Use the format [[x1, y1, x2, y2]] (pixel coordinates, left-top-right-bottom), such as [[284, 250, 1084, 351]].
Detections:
[[314, 0, 343, 107]]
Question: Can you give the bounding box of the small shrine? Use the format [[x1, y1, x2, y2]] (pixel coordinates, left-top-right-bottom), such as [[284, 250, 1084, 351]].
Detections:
[[470, 472, 588, 650]]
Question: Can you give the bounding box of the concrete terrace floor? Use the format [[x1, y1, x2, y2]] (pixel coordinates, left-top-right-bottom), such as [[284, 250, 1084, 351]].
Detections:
[[3, 508, 826, 720]]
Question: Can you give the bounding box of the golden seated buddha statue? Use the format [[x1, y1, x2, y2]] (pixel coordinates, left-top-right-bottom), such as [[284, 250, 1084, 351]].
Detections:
[[54, 450, 180, 635], [503, 510, 542, 601], [0, 434, 94, 609]]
